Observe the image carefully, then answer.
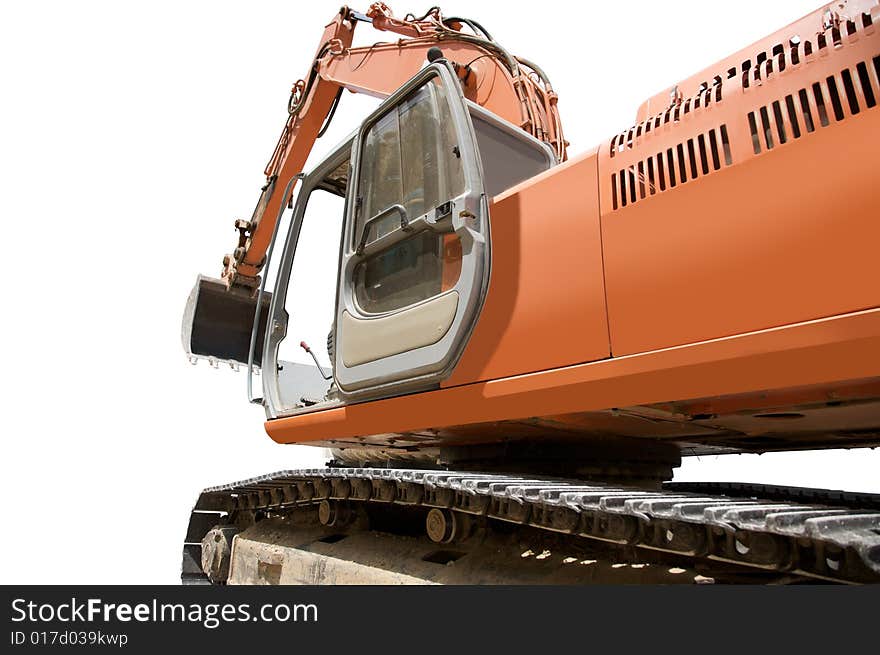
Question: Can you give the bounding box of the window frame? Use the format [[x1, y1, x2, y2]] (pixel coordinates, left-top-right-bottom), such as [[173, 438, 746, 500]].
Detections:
[[261, 137, 354, 419]]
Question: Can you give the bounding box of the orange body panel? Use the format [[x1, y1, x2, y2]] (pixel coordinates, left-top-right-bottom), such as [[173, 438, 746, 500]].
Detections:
[[603, 108, 880, 355], [266, 308, 880, 447], [600, 13, 880, 355], [445, 151, 610, 386]]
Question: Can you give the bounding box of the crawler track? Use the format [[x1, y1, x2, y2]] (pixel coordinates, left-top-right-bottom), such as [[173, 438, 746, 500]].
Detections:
[[183, 468, 880, 584]]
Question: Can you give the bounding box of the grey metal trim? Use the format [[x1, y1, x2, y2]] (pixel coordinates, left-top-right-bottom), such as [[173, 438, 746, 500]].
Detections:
[[261, 137, 356, 419], [246, 173, 302, 405]]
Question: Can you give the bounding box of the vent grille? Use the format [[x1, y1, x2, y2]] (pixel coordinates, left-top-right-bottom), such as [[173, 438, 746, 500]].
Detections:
[[611, 11, 876, 161], [737, 12, 874, 89], [610, 79, 723, 160], [716, 11, 877, 92], [605, 8, 879, 215], [748, 55, 879, 154], [612, 10, 877, 162], [611, 125, 731, 210]]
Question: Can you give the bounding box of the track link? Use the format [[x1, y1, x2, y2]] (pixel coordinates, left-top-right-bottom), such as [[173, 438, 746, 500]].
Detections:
[[183, 468, 880, 584]]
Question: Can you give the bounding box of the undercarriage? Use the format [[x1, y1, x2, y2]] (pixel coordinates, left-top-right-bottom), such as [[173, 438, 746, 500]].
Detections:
[[183, 468, 880, 585]]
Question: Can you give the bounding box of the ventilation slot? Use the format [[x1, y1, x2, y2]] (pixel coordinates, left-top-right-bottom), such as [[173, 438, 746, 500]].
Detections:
[[719, 125, 732, 164], [798, 88, 815, 132], [609, 80, 725, 159], [697, 134, 709, 175], [611, 124, 730, 211], [841, 68, 860, 115], [707, 129, 721, 170], [771, 100, 787, 144], [747, 57, 878, 154], [748, 111, 761, 154], [686, 139, 698, 179], [672, 143, 684, 182], [856, 61, 876, 108], [656, 152, 666, 190], [637, 161, 646, 199], [757, 106, 774, 149], [826, 75, 845, 121], [813, 82, 830, 126], [784, 95, 801, 139], [666, 148, 677, 187]]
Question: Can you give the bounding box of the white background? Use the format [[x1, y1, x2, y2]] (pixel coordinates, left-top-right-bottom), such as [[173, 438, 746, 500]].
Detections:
[[2, 0, 877, 584]]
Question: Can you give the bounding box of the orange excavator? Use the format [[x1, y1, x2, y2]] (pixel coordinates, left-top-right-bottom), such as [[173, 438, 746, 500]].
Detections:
[[182, 2, 880, 584]]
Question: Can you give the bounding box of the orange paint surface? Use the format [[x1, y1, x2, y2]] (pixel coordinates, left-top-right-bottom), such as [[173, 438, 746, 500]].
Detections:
[[446, 150, 610, 386], [266, 308, 880, 444], [601, 102, 880, 357]]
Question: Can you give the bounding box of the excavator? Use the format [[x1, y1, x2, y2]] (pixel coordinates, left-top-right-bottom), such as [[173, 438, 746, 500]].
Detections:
[[181, 1, 880, 584]]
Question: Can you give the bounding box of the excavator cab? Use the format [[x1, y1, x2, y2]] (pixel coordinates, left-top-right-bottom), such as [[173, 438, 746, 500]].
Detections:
[[259, 61, 555, 416]]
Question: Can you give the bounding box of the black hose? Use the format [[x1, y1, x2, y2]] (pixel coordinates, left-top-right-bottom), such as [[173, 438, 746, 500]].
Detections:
[[317, 87, 343, 138], [515, 56, 554, 91], [407, 6, 441, 22], [444, 16, 493, 41]]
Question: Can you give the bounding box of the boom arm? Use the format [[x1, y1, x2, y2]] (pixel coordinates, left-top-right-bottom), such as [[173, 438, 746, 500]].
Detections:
[[220, 3, 567, 290]]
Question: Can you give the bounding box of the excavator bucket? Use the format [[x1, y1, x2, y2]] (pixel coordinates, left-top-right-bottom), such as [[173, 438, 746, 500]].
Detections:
[[181, 275, 272, 367]]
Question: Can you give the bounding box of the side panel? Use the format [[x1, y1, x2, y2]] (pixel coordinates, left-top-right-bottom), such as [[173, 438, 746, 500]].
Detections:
[[444, 151, 611, 387], [600, 22, 880, 356]]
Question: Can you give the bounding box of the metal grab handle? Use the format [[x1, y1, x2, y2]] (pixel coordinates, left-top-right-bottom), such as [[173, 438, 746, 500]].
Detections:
[[356, 203, 409, 256]]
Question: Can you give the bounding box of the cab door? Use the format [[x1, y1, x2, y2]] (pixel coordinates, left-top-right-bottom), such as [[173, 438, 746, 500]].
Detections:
[[334, 61, 489, 396]]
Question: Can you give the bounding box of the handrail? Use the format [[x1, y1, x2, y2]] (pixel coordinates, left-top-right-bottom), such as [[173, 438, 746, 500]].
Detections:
[[355, 203, 409, 256]]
